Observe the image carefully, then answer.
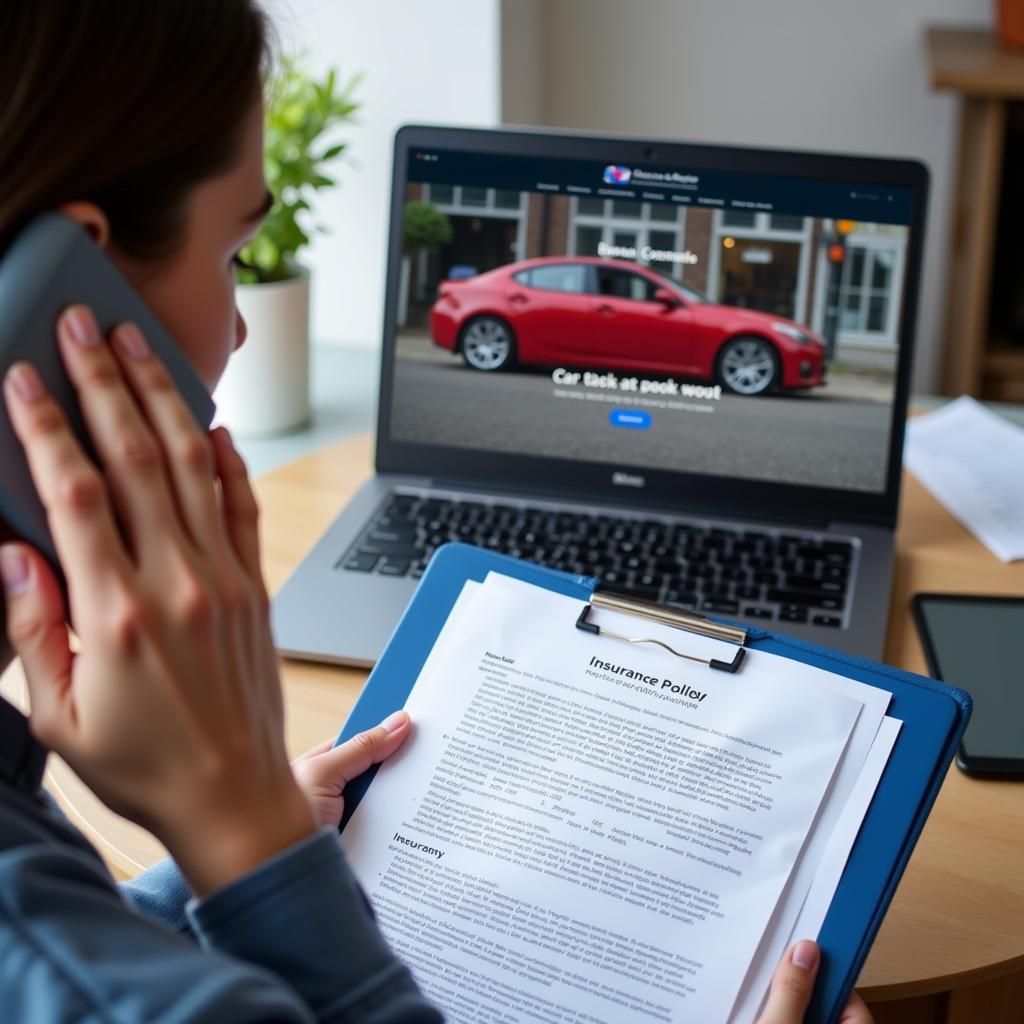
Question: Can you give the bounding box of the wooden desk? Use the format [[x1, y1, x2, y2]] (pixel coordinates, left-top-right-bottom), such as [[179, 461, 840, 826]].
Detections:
[[3, 434, 1024, 1020]]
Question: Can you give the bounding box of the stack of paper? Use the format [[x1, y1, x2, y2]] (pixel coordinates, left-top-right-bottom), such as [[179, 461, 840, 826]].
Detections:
[[342, 574, 900, 1023], [904, 395, 1024, 562]]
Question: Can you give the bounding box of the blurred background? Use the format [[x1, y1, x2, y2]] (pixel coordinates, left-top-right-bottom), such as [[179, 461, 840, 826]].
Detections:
[[276, 0, 999, 395]]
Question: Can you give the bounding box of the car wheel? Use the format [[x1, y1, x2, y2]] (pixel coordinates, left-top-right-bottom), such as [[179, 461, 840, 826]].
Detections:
[[459, 316, 516, 371], [716, 335, 779, 396]]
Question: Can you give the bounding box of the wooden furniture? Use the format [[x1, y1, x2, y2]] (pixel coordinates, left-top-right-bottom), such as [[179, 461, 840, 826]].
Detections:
[[926, 27, 1024, 401], [3, 431, 1024, 1021]]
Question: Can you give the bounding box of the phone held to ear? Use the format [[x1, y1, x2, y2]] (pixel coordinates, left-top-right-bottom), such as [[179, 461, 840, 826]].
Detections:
[[0, 212, 215, 574]]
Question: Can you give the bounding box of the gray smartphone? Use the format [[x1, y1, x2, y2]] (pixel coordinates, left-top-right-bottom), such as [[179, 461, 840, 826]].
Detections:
[[0, 212, 215, 572]]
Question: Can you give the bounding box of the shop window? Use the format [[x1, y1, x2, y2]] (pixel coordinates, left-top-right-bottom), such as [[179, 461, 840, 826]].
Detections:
[[837, 245, 897, 335], [647, 229, 680, 278], [424, 185, 524, 217], [575, 225, 603, 257], [868, 294, 888, 332], [611, 200, 643, 219], [719, 239, 802, 318], [769, 214, 804, 232], [571, 198, 686, 278], [429, 184, 454, 205], [649, 204, 679, 223], [722, 209, 757, 228], [872, 251, 893, 289]]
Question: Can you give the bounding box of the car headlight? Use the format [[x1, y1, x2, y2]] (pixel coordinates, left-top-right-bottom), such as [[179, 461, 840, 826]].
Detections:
[[772, 322, 813, 345]]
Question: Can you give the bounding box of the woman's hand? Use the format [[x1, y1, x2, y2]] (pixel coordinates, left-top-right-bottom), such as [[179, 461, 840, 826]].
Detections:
[[292, 711, 412, 829], [0, 306, 315, 897], [756, 941, 872, 1024]]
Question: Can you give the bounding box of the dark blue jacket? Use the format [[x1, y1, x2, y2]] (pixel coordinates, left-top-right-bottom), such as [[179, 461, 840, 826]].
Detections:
[[0, 697, 444, 1023]]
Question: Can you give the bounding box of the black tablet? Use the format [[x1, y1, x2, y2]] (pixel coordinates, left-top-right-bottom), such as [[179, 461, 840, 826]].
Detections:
[[911, 593, 1024, 777]]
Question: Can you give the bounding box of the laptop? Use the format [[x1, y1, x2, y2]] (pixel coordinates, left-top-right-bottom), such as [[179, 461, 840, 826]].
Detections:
[[272, 124, 928, 667]]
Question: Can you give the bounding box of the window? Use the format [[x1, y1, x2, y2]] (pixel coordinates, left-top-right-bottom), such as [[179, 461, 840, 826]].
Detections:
[[424, 185, 524, 218], [837, 246, 896, 334], [649, 203, 679, 223], [722, 209, 757, 228], [711, 208, 812, 317], [571, 197, 687, 279], [722, 210, 805, 234], [769, 214, 805, 232], [594, 267, 655, 302], [574, 225, 603, 257], [646, 229, 680, 278], [611, 199, 643, 219], [519, 264, 587, 294]]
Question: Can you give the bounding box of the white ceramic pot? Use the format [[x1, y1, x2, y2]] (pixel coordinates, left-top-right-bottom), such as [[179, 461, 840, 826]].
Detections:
[[214, 269, 311, 437]]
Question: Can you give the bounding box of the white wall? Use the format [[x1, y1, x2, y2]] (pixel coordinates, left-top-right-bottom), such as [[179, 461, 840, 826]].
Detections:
[[501, 0, 992, 393], [266, 0, 501, 348]]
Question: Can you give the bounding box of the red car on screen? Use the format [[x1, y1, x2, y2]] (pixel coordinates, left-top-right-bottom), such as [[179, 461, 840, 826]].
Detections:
[[429, 256, 825, 396]]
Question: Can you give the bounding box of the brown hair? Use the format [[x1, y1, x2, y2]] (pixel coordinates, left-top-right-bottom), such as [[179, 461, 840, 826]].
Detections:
[[0, 1, 274, 261]]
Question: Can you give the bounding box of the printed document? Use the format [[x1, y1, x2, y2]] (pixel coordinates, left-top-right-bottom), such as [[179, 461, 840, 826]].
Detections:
[[456, 573, 896, 1024], [904, 395, 1024, 561], [729, 714, 900, 1021], [343, 576, 867, 1022]]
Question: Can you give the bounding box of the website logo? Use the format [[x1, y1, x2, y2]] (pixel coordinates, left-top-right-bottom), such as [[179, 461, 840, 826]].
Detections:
[[603, 165, 632, 185], [612, 471, 646, 488]]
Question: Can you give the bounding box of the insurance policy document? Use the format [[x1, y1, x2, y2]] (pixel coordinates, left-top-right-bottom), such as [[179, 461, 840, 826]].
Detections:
[[482, 575, 896, 1023], [342, 579, 863, 1023]]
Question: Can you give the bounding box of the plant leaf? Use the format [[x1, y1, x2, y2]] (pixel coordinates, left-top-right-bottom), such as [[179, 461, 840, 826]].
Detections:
[[241, 54, 361, 277]]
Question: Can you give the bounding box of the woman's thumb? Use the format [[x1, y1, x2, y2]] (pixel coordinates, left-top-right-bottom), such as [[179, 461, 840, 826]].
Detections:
[[1, 544, 72, 744], [757, 940, 821, 1024], [319, 711, 413, 786]]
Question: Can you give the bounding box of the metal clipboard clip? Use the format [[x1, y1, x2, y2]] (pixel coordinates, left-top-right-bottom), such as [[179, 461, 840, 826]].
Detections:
[[575, 589, 748, 674]]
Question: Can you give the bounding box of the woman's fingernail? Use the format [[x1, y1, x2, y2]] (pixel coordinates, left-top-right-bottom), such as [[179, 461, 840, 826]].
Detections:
[[113, 323, 150, 360], [791, 940, 819, 971], [5, 362, 45, 403], [380, 710, 409, 734], [62, 305, 100, 347], [0, 546, 30, 596]]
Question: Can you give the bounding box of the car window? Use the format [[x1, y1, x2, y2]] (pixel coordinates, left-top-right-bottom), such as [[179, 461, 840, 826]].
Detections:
[[519, 264, 588, 294], [647, 267, 703, 303], [594, 266, 657, 302]]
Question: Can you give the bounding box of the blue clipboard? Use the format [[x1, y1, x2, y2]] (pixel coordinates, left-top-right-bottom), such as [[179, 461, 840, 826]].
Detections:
[[335, 542, 971, 1024]]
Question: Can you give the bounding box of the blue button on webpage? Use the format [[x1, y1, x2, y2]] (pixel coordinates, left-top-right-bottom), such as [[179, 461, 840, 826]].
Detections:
[[609, 409, 652, 430]]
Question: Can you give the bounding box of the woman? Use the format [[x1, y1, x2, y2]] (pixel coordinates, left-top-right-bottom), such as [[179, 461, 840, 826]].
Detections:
[[0, 4, 868, 1022]]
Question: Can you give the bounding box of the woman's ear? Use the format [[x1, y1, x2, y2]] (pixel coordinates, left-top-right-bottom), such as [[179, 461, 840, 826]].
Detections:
[[56, 201, 111, 249]]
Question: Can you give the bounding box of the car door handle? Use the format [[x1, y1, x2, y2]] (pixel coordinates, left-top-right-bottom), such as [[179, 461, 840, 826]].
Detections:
[[591, 303, 615, 315], [509, 292, 529, 304]]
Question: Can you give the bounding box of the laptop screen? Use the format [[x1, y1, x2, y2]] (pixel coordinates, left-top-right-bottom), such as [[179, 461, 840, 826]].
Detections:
[[386, 142, 916, 496]]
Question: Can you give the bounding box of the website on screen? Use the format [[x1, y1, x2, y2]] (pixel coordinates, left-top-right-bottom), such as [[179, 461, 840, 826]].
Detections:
[[389, 148, 912, 493]]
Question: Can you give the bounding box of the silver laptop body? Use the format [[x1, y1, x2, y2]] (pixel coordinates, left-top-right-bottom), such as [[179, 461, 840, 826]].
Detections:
[[273, 125, 928, 667]]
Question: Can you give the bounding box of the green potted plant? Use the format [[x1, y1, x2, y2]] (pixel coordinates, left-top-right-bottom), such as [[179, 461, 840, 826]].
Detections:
[[215, 56, 359, 436], [399, 200, 452, 326]]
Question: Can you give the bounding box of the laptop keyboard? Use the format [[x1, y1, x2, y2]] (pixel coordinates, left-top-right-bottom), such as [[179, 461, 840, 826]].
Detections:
[[338, 492, 856, 628]]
